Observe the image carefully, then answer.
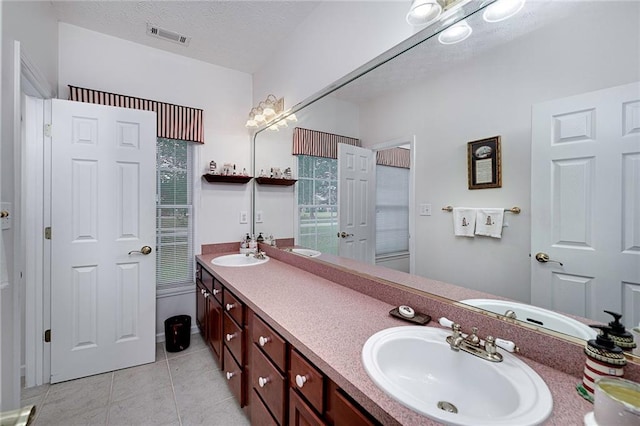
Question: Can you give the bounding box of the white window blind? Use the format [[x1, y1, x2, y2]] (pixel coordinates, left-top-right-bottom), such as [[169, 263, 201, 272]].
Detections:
[[156, 138, 194, 289], [376, 165, 409, 255], [297, 155, 339, 255]]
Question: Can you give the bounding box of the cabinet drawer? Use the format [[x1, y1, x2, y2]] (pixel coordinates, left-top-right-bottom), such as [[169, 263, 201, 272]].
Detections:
[[290, 349, 324, 415], [223, 313, 244, 365], [201, 267, 214, 292], [252, 313, 287, 372], [252, 345, 286, 425], [250, 389, 279, 426], [212, 278, 223, 304], [224, 289, 245, 326], [223, 346, 245, 406]]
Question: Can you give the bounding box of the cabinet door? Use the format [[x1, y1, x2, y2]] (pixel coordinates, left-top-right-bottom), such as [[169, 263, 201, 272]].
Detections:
[[289, 388, 324, 426], [195, 281, 207, 336], [326, 381, 376, 426], [252, 345, 286, 424], [208, 297, 223, 368]]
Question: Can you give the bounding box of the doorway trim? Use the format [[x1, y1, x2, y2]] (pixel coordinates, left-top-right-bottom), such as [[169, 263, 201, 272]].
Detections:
[[369, 135, 416, 274], [20, 43, 56, 387]]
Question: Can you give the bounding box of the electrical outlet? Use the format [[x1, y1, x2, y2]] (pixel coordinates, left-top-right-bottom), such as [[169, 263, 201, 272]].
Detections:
[[255, 210, 263, 223], [419, 203, 432, 216], [239, 211, 248, 224]]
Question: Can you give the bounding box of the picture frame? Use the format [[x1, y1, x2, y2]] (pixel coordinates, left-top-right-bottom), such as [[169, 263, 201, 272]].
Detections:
[[467, 136, 501, 190]]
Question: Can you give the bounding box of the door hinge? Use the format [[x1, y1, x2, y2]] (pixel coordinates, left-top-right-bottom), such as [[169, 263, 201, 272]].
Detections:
[[44, 227, 51, 240], [44, 329, 51, 343], [44, 123, 52, 138]]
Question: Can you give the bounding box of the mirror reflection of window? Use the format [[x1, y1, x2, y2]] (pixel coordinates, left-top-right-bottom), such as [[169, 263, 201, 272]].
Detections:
[[297, 155, 338, 254]]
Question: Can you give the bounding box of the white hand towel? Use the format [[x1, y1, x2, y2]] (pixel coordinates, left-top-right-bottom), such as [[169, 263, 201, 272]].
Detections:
[[452, 208, 476, 237], [475, 208, 505, 238]]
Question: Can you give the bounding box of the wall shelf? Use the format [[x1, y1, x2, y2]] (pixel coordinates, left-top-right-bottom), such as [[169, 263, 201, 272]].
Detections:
[[255, 177, 297, 186], [202, 174, 252, 184]]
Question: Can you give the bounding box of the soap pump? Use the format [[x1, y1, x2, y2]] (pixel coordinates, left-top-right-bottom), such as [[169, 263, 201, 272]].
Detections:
[[578, 325, 626, 401], [603, 310, 636, 351]]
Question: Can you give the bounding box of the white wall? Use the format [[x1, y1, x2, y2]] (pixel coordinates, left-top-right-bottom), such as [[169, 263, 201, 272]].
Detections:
[[358, 2, 640, 301], [253, 1, 412, 108], [58, 23, 253, 335], [1, 0, 58, 408], [254, 97, 360, 240]]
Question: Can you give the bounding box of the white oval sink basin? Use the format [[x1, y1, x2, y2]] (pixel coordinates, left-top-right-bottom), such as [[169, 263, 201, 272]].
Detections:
[[362, 326, 552, 426], [461, 299, 597, 340], [211, 253, 269, 267], [290, 248, 321, 257]]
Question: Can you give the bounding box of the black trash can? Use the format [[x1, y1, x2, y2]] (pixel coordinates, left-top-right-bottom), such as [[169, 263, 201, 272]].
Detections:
[[164, 315, 191, 352]]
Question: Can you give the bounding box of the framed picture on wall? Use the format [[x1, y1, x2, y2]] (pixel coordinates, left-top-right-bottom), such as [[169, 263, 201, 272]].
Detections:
[[467, 136, 501, 190]]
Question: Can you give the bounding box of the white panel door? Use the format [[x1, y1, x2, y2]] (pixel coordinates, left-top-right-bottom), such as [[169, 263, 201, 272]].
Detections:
[[338, 144, 375, 263], [531, 82, 640, 325], [50, 99, 157, 383]]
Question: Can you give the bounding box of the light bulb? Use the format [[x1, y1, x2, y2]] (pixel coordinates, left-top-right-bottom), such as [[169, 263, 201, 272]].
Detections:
[[483, 0, 526, 23], [438, 20, 472, 45], [245, 119, 258, 128], [277, 120, 288, 128], [286, 113, 298, 122], [254, 114, 265, 123], [263, 106, 276, 117], [268, 124, 279, 131], [406, 0, 442, 26]]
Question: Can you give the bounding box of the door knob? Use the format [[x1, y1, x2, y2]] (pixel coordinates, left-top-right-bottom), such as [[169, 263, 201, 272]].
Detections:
[[128, 246, 153, 255], [337, 231, 354, 238], [535, 252, 563, 266]]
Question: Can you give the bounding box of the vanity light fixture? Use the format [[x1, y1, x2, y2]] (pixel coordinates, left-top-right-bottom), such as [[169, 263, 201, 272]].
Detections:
[[482, 0, 526, 23], [438, 20, 473, 44], [245, 94, 297, 130]]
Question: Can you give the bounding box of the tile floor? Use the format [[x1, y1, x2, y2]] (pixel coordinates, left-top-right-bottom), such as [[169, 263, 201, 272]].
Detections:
[[20, 334, 251, 426]]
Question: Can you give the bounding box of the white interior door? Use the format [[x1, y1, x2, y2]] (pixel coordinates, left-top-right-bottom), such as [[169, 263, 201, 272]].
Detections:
[[531, 82, 640, 325], [50, 99, 157, 383], [338, 144, 375, 263]]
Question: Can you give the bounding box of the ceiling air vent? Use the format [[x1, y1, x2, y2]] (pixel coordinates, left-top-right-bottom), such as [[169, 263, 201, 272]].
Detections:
[[146, 23, 191, 47]]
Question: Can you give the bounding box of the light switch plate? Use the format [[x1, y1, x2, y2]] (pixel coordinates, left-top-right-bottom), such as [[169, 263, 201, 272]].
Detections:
[[239, 211, 248, 224], [419, 203, 432, 216], [1, 202, 11, 230], [255, 210, 263, 223]]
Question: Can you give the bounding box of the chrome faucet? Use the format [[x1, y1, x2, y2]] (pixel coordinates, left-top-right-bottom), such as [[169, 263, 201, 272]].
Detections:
[[253, 250, 266, 260], [439, 317, 517, 363]]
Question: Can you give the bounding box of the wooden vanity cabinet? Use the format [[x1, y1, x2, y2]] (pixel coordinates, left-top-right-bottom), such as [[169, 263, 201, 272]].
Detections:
[[223, 288, 248, 407], [195, 264, 223, 368], [250, 312, 289, 425]]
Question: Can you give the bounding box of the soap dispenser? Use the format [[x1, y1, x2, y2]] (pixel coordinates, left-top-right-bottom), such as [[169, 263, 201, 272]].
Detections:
[[578, 325, 627, 401], [603, 310, 636, 351]]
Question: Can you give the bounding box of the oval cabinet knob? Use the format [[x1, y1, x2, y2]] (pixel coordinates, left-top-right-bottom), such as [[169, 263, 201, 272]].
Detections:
[[226, 303, 236, 311], [226, 371, 235, 380], [226, 333, 237, 342], [213, 288, 221, 295], [258, 377, 270, 388], [258, 336, 270, 347], [295, 374, 308, 388]]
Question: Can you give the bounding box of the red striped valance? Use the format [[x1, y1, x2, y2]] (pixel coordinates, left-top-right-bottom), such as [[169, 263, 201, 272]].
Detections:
[[68, 85, 204, 144], [376, 147, 410, 169], [292, 127, 360, 159]]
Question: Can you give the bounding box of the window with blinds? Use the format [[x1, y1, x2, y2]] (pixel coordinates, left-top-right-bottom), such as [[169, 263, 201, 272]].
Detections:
[[156, 138, 193, 289], [297, 155, 339, 255], [376, 165, 409, 255]]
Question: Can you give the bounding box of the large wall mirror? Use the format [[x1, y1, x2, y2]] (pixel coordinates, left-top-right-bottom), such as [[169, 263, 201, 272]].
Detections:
[[253, 0, 640, 359]]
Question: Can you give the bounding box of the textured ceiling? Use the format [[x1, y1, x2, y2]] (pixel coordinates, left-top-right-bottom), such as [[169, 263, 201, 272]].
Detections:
[[51, 1, 322, 74]]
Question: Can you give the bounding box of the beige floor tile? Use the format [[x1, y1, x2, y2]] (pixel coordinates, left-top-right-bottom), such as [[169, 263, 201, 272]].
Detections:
[[42, 372, 112, 414], [111, 361, 172, 403], [156, 342, 167, 363], [180, 395, 250, 426], [168, 348, 218, 385], [107, 387, 179, 426], [21, 383, 50, 400], [34, 403, 108, 426], [173, 369, 233, 415]]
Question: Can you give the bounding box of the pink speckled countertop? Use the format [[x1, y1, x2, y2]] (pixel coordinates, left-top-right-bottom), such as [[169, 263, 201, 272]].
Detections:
[[197, 251, 596, 425]]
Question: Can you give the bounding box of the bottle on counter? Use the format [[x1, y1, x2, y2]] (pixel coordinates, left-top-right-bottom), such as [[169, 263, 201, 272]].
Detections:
[[577, 325, 626, 402]]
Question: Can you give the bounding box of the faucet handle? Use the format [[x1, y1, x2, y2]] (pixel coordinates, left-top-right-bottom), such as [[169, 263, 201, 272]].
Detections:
[[439, 317, 455, 328], [495, 338, 516, 353]]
